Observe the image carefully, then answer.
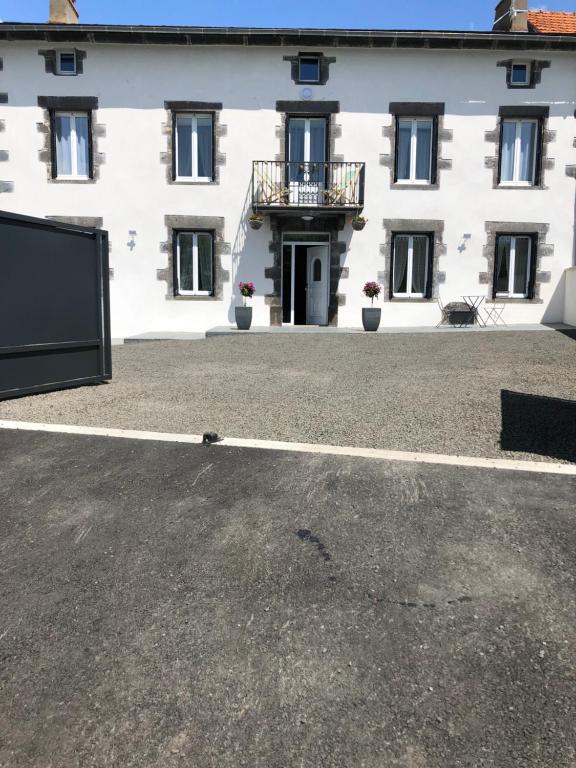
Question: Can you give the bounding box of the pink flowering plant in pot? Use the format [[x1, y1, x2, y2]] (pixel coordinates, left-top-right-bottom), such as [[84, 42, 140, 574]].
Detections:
[[361, 281, 382, 332], [236, 282, 256, 330]]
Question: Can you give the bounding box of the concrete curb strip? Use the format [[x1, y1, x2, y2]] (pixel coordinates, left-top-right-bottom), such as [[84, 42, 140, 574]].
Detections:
[[1, 420, 575, 476]]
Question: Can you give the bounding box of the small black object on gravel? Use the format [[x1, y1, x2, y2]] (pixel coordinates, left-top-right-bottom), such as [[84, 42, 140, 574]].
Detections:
[[202, 432, 222, 445]]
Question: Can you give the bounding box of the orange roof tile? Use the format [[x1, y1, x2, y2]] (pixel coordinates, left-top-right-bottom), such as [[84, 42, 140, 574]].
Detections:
[[528, 10, 576, 34]]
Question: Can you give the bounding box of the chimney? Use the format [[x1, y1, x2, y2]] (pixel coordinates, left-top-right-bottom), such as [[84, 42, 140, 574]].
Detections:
[[493, 0, 528, 32], [49, 0, 79, 24]]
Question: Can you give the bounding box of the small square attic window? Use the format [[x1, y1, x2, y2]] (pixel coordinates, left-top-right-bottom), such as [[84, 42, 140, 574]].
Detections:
[[510, 62, 530, 86], [57, 51, 77, 75], [299, 56, 320, 83]]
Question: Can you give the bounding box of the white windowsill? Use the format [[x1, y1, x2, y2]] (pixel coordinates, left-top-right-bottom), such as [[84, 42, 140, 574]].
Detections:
[[175, 177, 212, 183]]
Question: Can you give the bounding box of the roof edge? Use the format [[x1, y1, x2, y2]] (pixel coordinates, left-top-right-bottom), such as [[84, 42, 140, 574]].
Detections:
[[1, 23, 576, 50]]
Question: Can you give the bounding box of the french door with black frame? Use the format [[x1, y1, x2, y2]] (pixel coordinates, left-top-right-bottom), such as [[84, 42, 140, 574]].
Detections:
[[287, 116, 327, 205]]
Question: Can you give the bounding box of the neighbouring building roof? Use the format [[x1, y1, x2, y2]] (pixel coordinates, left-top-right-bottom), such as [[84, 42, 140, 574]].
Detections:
[[528, 10, 576, 35]]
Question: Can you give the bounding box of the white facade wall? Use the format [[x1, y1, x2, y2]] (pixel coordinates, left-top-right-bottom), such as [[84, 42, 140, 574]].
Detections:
[[1, 41, 575, 336]]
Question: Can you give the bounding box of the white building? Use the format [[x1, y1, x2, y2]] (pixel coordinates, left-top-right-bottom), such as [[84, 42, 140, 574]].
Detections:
[[0, 0, 575, 336]]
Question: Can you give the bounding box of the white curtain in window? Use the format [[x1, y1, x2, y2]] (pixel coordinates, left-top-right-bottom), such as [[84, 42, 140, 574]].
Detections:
[[197, 234, 213, 293], [309, 119, 326, 183], [415, 121, 432, 181], [501, 122, 516, 182], [176, 118, 193, 177], [75, 115, 89, 177], [178, 234, 194, 292], [519, 122, 536, 183], [397, 120, 412, 180], [514, 237, 530, 295], [55, 114, 72, 176], [411, 236, 428, 294], [288, 119, 306, 182], [393, 237, 409, 294], [196, 117, 213, 179]]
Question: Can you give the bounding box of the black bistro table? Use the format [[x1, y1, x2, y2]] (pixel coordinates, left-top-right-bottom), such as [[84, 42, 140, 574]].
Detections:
[[462, 295, 486, 327]]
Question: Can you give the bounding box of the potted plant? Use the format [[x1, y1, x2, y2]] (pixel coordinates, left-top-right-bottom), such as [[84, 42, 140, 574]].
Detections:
[[249, 212, 264, 231], [362, 281, 382, 332], [236, 282, 255, 330], [351, 215, 367, 231]]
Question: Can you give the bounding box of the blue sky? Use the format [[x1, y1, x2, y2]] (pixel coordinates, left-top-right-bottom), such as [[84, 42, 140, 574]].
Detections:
[[1, 0, 575, 30]]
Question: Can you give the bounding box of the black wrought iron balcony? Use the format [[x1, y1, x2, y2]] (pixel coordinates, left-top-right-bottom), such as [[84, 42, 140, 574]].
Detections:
[[252, 161, 365, 212]]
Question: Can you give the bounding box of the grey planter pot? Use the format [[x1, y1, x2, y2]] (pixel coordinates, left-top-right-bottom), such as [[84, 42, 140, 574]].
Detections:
[[235, 306, 253, 330], [362, 307, 381, 332], [249, 218, 264, 230], [351, 219, 366, 231]]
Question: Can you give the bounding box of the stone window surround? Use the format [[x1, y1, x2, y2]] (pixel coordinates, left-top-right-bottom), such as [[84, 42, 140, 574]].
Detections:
[[378, 219, 446, 303], [37, 96, 105, 183], [38, 48, 87, 76], [484, 105, 554, 189], [283, 52, 336, 85], [274, 101, 342, 163], [496, 59, 550, 90], [480, 221, 553, 304], [380, 102, 453, 191], [265, 214, 347, 327], [161, 101, 226, 186], [157, 215, 230, 301]]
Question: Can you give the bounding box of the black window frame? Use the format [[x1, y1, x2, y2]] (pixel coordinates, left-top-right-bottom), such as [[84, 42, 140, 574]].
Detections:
[[492, 233, 538, 300], [509, 61, 531, 88], [284, 113, 330, 164], [172, 228, 215, 297], [390, 231, 435, 300], [393, 115, 438, 185], [171, 110, 216, 183], [298, 56, 321, 84], [496, 106, 548, 187], [49, 108, 94, 180], [56, 50, 77, 76], [389, 103, 444, 186]]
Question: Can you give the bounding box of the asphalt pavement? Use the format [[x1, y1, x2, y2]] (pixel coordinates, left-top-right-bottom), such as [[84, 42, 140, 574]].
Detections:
[[1, 427, 575, 767]]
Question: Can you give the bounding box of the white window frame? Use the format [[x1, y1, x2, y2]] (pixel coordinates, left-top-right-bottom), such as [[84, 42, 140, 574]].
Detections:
[[56, 50, 77, 76], [500, 118, 538, 186], [298, 56, 320, 83], [54, 111, 90, 180], [176, 231, 214, 297], [396, 117, 434, 184], [174, 113, 213, 183], [510, 61, 531, 86], [495, 235, 533, 299], [392, 234, 430, 299]]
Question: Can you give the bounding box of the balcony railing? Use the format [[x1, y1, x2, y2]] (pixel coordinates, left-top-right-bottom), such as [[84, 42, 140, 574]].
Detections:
[[252, 161, 365, 210]]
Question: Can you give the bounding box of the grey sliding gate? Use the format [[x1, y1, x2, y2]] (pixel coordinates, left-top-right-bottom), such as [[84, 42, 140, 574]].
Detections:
[[0, 210, 111, 400]]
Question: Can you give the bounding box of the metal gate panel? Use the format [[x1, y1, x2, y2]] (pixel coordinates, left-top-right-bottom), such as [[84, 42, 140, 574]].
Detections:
[[0, 210, 111, 400]]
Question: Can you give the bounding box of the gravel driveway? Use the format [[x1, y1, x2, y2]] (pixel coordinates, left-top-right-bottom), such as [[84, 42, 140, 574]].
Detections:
[[1, 331, 575, 462]]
